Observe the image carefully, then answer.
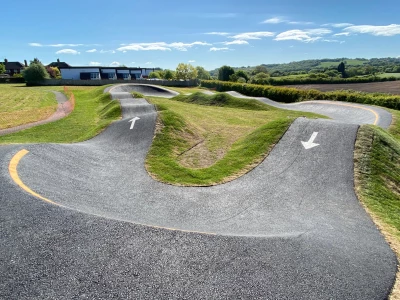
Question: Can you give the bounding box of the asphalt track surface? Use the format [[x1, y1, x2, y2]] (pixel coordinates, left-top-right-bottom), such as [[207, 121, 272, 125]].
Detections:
[[0, 85, 397, 299]]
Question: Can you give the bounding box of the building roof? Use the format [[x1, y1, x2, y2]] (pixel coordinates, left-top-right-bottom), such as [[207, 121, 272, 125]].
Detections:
[[47, 61, 71, 68], [3, 62, 25, 70]]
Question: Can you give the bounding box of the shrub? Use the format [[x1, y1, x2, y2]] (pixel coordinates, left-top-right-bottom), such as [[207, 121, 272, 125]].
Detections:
[[200, 80, 400, 110]]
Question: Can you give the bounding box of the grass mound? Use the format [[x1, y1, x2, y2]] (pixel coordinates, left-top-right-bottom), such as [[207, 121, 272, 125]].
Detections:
[[0, 86, 121, 144], [172, 92, 275, 111]]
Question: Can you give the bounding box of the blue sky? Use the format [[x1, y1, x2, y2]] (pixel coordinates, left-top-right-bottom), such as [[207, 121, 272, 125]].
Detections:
[[2, 0, 400, 70]]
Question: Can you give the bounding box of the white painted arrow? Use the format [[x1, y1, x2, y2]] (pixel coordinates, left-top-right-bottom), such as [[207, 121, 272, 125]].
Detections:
[[129, 117, 140, 129], [301, 132, 319, 150]]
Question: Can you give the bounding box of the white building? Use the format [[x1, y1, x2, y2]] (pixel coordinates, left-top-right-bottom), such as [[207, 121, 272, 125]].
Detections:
[[59, 67, 156, 80]]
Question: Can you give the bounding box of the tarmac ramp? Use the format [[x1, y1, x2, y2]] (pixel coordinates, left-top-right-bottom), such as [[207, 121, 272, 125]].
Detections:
[[0, 90, 397, 299], [104, 83, 179, 98]]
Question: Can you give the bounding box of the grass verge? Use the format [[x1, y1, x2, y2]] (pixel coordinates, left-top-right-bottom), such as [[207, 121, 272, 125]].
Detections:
[[0, 84, 62, 129], [0, 86, 121, 144], [354, 109, 400, 299], [145, 92, 323, 186]]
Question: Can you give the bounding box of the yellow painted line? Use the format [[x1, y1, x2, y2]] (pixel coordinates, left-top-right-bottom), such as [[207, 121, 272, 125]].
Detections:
[[293, 101, 380, 125], [9, 149, 62, 207], [8, 149, 216, 235]]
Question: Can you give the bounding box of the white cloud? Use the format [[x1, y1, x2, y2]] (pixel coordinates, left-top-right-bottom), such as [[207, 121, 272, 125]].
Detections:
[[110, 61, 120, 67], [117, 41, 211, 52], [222, 40, 249, 45], [49, 43, 83, 47], [205, 32, 230, 36], [333, 32, 351, 36], [188, 60, 196, 63], [145, 62, 153, 65], [55, 49, 80, 55], [274, 28, 332, 42], [210, 47, 230, 51], [86, 49, 97, 53], [29, 43, 43, 47], [343, 24, 400, 36], [89, 61, 101, 66], [321, 39, 341, 43], [323, 23, 354, 28], [261, 17, 313, 25], [231, 31, 275, 40], [262, 17, 284, 24], [100, 50, 116, 54]]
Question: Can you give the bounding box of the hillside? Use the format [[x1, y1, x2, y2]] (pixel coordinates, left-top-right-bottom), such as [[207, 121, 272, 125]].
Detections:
[[209, 57, 400, 77]]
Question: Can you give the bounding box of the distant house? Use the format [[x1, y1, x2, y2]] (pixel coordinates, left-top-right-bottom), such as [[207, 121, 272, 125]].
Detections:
[[47, 59, 71, 69], [2, 59, 27, 76], [59, 66, 156, 80]]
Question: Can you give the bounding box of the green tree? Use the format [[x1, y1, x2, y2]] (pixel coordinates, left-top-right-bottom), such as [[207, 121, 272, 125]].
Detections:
[[235, 70, 249, 82], [337, 62, 346, 78], [218, 65, 235, 81], [229, 74, 239, 82], [252, 65, 268, 75], [196, 66, 210, 80], [175, 63, 198, 80], [23, 60, 49, 84], [164, 69, 175, 80], [250, 72, 270, 85], [0, 63, 5, 74], [149, 71, 161, 79]]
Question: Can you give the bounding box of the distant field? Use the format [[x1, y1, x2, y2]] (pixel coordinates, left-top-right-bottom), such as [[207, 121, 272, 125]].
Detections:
[[272, 74, 309, 79], [377, 73, 400, 78], [319, 60, 366, 68], [286, 81, 400, 95]]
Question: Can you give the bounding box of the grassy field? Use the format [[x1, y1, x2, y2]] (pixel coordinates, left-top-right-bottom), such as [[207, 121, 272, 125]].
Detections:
[[0, 84, 65, 129], [145, 92, 322, 185], [0, 86, 120, 144], [378, 73, 400, 78], [354, 109, 400, 298], [318, 59, 366, 68]]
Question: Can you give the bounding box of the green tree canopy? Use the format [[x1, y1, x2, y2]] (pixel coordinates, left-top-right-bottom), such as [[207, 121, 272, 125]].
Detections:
[[337, 62, 346, 78], [149, 71, 161, 79], [252, 65, 268, 75], [235, 70, 249, 82], [250, 72, 270, 85], [218, 65, 235, 81], [175, 63, 198, 80], [196, 66, 210, 80], [23, 60, 49, 84], [0, 63, 5, 74], [164, 69, 175, 80]]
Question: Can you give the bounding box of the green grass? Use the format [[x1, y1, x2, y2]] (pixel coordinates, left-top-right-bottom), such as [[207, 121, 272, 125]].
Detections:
[[145, 92, 323, 185], [0, 84, 63, 129], [318, 59, 366, 68], [354, 109, 400, 297], [377, 73, 400, 78], [0, 86, 121, 144], [163, 86, 204, 94]]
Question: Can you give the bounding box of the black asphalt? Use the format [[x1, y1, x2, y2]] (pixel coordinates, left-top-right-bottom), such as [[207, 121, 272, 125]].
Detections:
[[0, 85, 397, 299]]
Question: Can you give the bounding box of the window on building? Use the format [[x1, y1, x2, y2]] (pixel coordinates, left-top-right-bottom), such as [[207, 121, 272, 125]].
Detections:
[[108, 73, 115, 79], [90, 73, 100, 80]]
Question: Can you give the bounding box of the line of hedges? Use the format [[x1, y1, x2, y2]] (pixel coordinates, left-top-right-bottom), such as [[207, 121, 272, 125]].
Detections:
[[201, 80, 400, 110], [269, 76, 398, 86], [0, 77, 25, 84]]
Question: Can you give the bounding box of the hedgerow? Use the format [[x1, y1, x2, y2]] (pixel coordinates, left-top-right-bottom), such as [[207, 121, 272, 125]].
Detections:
[[201, 80, 400, 110]]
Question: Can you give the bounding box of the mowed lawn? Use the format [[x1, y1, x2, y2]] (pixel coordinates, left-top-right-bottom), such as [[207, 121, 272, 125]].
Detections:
[[0, 84, 66, 129]]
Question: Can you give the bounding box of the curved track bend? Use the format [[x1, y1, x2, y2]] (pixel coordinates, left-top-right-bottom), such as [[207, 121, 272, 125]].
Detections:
[[0, 84, 396, 299]]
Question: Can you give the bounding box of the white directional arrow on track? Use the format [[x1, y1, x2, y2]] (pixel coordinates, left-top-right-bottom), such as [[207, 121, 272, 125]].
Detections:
[[301, 132, 319, 150], [129, 117, 140, 129]]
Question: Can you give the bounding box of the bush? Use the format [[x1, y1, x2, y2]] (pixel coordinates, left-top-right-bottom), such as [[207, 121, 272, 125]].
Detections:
[[200, 80, 400, 110], [23, 62, 49, 84]]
